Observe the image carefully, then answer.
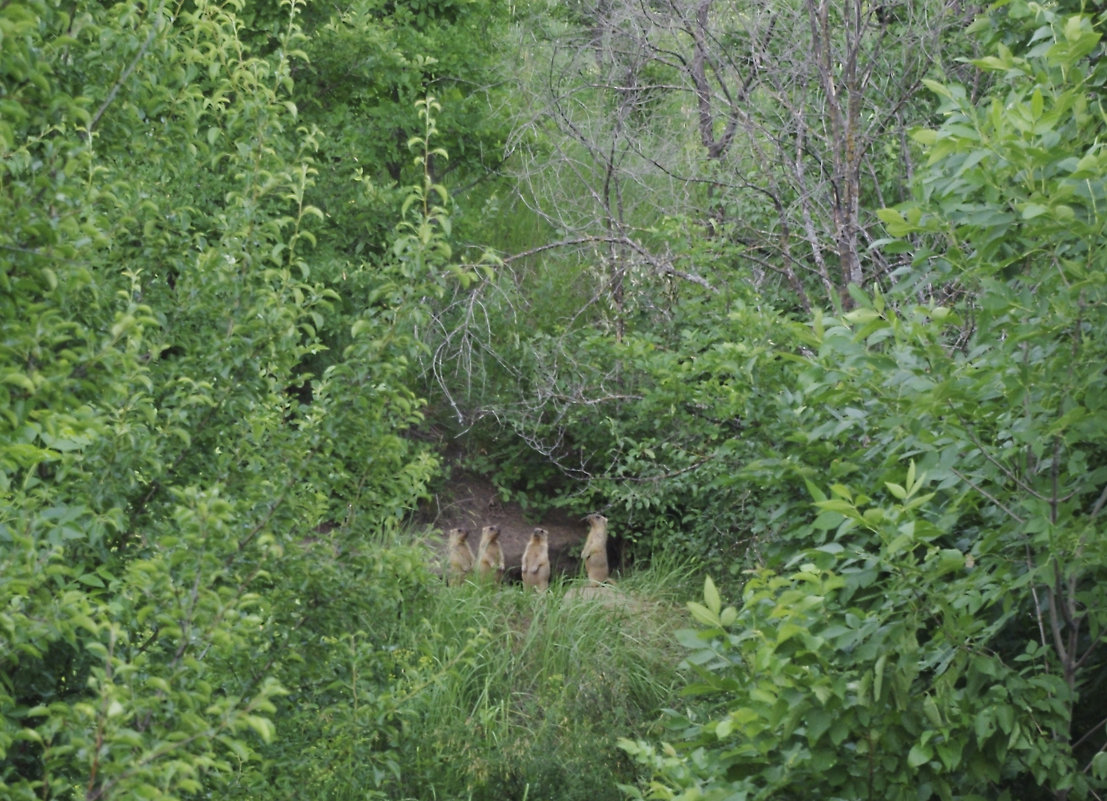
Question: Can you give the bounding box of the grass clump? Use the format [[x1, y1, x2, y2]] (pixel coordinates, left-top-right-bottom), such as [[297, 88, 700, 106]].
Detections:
[[389, 558, 694, 801]]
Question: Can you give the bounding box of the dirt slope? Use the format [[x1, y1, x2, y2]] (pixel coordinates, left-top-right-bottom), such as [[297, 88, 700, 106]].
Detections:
[[418, 471, 591, 582]]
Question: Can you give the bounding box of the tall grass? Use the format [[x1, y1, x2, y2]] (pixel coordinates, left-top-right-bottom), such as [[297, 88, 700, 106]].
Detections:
[[390, 557, 696, 801]]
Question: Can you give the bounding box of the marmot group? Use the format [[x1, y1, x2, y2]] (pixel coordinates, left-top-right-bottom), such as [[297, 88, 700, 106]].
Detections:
[[444, 527, 475, 585], [443, 514, 614, 590], [581, 513, 610, 584], [475, 524, 505, 583], [521, 527, 551, 592]]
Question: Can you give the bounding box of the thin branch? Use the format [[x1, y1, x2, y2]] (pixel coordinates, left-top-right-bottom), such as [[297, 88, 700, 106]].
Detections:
[[1024, 545, 1050, 654], [950, 410, 1051, 502], [608, 456, 712, 483], [1083, 741, 1107, 778], [1089, 483, 1107, 519], [1046, 566, 1071, 676], [950, 468, 1026, 523], [86, 1, 167, 139], [502, 234, 717, 292], [1073, 629, 1107, 673], [1073, 713, 1107, 752]]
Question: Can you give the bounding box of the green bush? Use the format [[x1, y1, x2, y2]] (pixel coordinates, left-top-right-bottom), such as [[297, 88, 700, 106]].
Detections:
[[623, 558, 1074, 801], [0, 3, 445, 798]]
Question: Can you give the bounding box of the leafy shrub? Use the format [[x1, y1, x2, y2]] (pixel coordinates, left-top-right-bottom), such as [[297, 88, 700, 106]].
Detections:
[[621, 6, 1107, 799], [623, 560, 1076, 801], [0, 3, 445, 798]]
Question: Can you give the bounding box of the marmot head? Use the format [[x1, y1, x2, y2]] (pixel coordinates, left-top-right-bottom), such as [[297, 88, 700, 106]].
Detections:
[[481, 524, 501, 542], [447, 527, 469, 544], [531, 527, 548, 541], [584, 513, 607, 529]]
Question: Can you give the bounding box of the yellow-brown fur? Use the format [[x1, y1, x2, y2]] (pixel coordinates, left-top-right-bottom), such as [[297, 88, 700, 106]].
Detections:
[[582, 513, 610, 584], [475, 524, 505, 583], [445, 527, 475, 585], [521, 527, 551, 592]]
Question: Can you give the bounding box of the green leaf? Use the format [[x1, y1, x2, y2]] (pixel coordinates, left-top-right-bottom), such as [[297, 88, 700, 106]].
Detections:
[[806, 709, 833, 744], [777, 622, 807, 646], [973, 55, 1011, 71], [715, 718, 733, 739], [687, 601, 719, 628], [923, 695, 943, 728], [876, 207, 907, 226], [934, 549, 967, 575], [816, 499, 858, 514], [1092, 752, 1107, 780], [908, 742, 933, 768], [911, 128, 938, 146], [843, 308, 881, 324], [3, 373, 37, 392], [812, 510, 846, 530], [805, 479, 828, 503], [703, 575, 721, 615], [922, 78, 953, 99], [995, 704, 1015, 734], [1062, 14, 1088, 42], [244, 714, 275, 743], [936, 739, 962, 771], [862, 507, 885, 526]]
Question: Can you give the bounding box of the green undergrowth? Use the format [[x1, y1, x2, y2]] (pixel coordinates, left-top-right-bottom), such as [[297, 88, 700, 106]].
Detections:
[[392, 557, 695, 801]]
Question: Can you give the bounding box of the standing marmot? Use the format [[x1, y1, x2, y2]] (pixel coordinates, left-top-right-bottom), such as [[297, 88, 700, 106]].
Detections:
[[521, 527, 551, 592], [581, 513, 610, 584], [475, 524, 505, 583], [445, 527, 475, 585]]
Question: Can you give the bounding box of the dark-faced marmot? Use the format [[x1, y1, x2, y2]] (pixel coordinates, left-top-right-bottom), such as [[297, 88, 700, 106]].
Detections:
[[475, 524, 505, 583], [581, 513, 610, 584], [445, 527, 475, 585], [521, 527, 551, 592]]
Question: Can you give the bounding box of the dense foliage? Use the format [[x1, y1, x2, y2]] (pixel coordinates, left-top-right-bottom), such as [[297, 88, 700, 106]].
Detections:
[[617, 3, 1107, 799], [1, 0, 463, 797], [2, 0, 1105, 799]]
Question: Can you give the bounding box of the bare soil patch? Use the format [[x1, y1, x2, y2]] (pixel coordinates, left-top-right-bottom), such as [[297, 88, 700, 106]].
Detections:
[[417, 469, 591, 582]]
